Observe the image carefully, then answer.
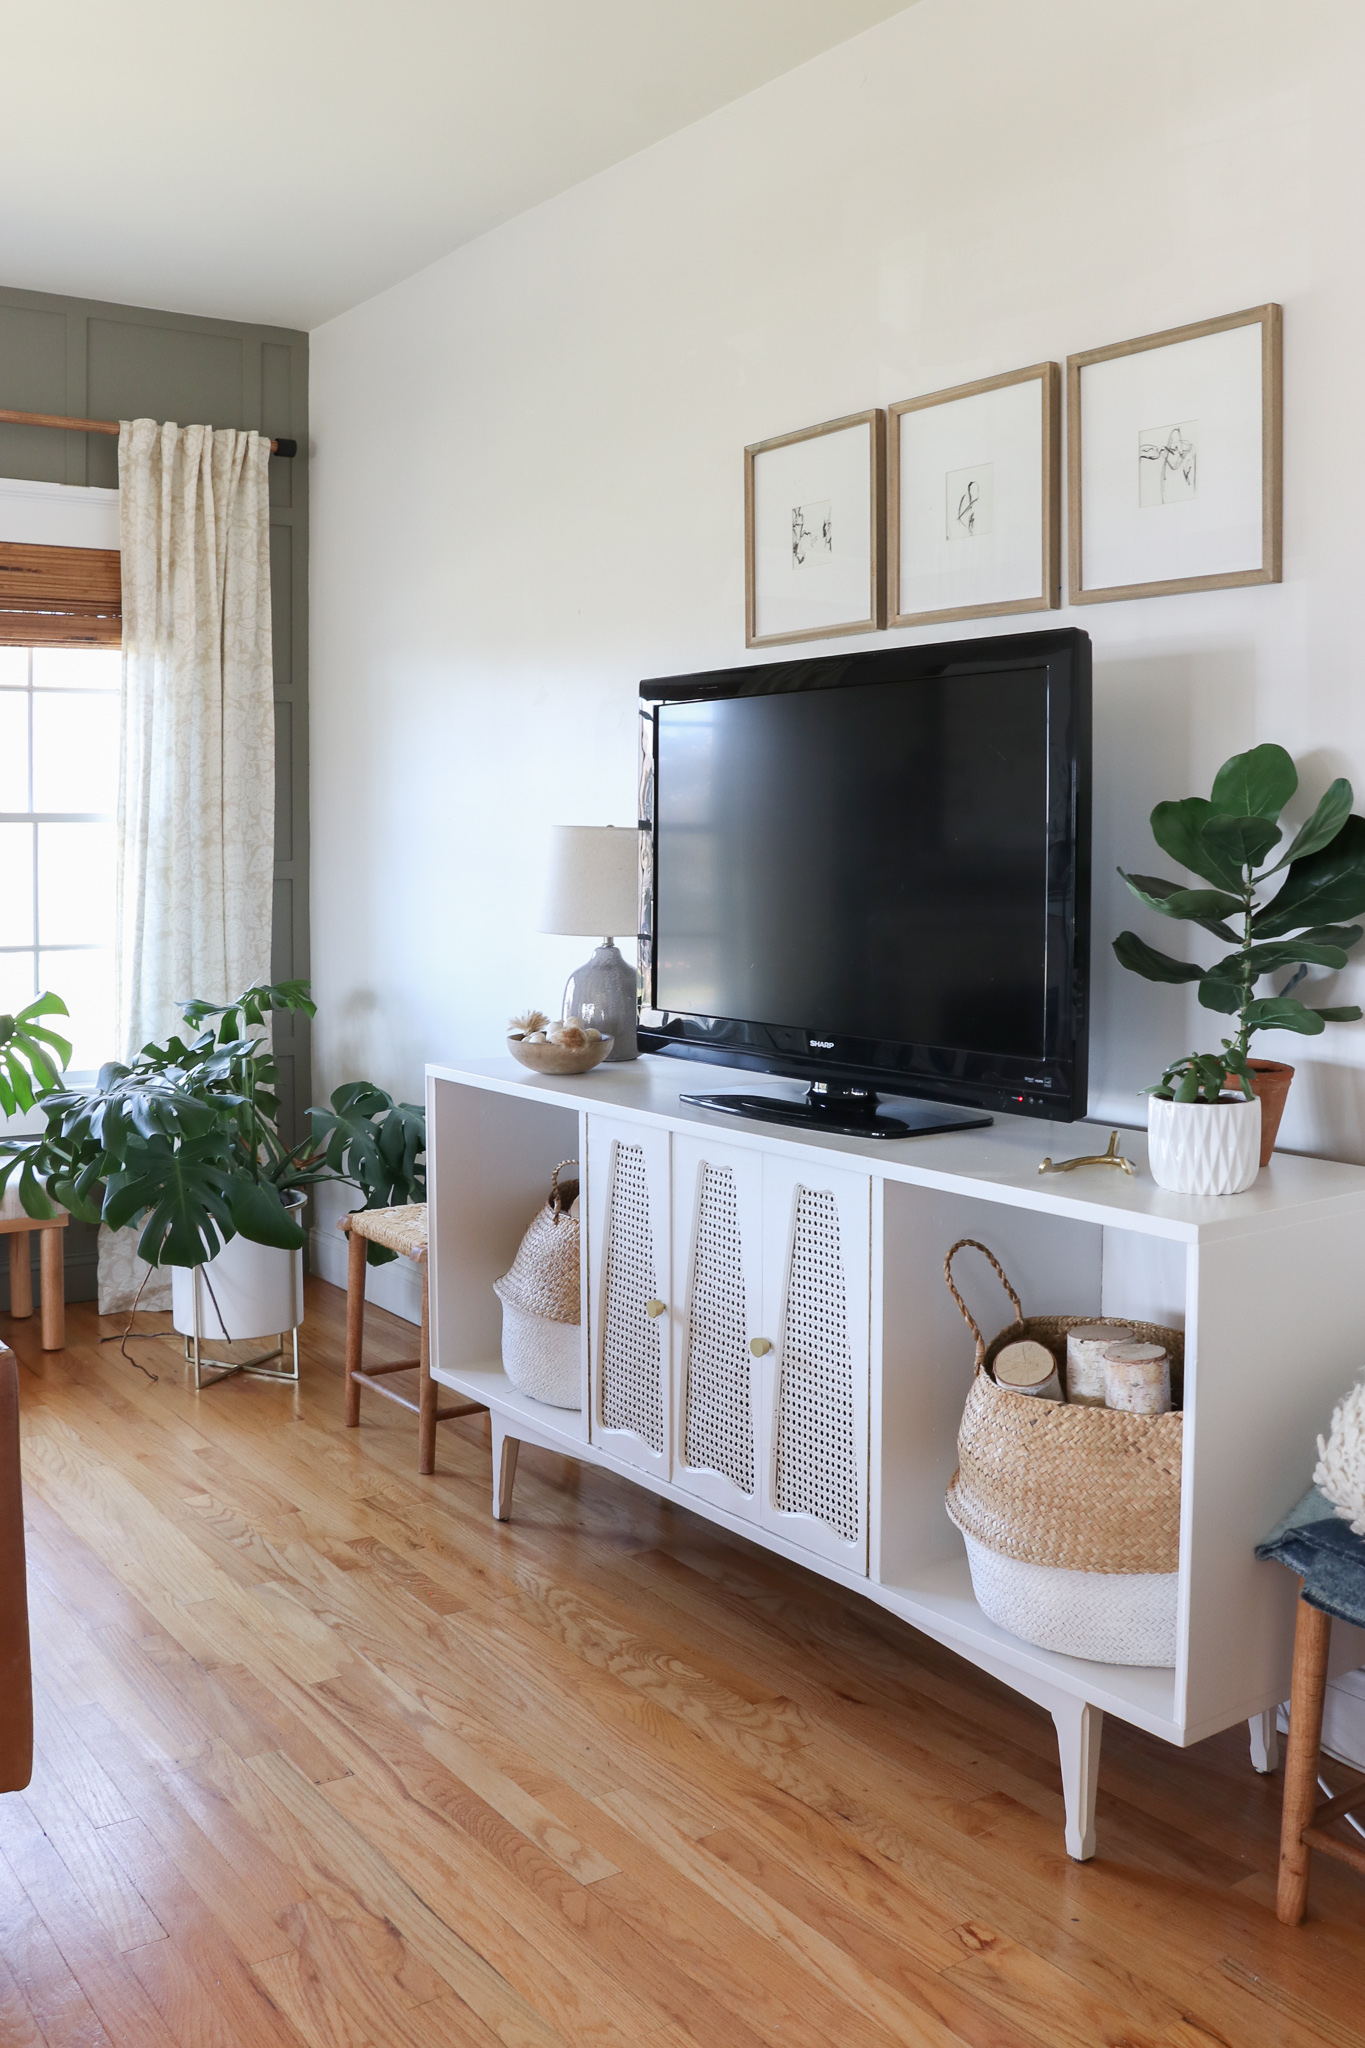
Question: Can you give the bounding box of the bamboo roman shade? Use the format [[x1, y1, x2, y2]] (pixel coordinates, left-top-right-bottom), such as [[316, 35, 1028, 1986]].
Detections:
[[0, 541, 121, 646]]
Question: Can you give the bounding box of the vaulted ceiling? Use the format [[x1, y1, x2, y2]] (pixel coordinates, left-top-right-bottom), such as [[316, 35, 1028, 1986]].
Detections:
[[3, 1, 917, 330]]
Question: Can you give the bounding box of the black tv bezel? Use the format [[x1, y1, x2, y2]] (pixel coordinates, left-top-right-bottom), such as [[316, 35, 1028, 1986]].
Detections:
[[637, 626, 1092, 1124]]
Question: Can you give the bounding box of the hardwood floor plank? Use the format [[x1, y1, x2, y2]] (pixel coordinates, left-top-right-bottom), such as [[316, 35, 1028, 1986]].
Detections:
[[5, 1290, 1360, 2048], [247, 1749, 579, 2048], [0, 1839, 116, 2048]]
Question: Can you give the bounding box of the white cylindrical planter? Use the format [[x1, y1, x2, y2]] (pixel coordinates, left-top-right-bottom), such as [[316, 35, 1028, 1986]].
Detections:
[[172, 1191, 306, 1342], [1147, 1094, 1261, 1196]]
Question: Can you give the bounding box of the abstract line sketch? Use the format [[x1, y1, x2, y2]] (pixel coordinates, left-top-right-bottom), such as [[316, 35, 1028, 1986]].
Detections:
[[791, 499, 832, 570], [944, 461, 994, 542], [1139, 419, 1198, 507]]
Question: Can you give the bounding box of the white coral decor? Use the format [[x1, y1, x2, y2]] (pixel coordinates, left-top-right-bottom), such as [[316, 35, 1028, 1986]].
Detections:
[[1314, 1379, 1365, 1537]]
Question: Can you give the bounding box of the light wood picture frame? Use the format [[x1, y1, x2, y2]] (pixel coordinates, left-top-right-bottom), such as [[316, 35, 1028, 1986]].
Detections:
[[744, 409, 885, 648], [887, 362, 1060, 629], [1067, 303, 1282, 605]]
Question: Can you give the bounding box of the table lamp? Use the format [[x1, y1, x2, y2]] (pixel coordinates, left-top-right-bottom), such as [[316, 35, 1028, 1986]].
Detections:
[[540, 824, 640, 1061]]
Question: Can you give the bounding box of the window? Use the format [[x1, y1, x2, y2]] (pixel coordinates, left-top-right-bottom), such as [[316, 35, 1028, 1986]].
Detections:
[[0, 644, 119, 1077]]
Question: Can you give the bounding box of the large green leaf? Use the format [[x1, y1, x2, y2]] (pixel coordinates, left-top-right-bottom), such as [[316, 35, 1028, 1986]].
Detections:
[[1313, 1004, 1364, 1023], [307, 1084, 426, 1267], [1271, 778, 1354, 870], [1202, 937, 1355, 984], [1253, 815, 1365, 937], [1201, 812, 1281, 871], [0, 992, 72, 1116], [1112, 932, 1205, 983], [1118, 871, 1244, 924], [227, 1172, 307, 1250], [1242, 996, 1327, 1037], [102, 1134, 237, 1267], [1150, 798, 1244, 891], [1197, 977, 1242, 1015], [1210, 744, 1298, 821]]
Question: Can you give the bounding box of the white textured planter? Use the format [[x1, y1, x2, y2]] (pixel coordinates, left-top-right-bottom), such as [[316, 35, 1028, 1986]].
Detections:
[[1147, 1093, 1261, 1196], [172, 1192, 306, 1342]]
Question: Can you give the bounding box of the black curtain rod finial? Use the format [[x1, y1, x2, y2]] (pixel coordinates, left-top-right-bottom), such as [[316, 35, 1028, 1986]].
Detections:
[[272, 437, 298, 459]]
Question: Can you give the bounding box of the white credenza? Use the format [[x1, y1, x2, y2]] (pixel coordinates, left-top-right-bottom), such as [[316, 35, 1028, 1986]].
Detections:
[[426, 1055, 1365, 1859]]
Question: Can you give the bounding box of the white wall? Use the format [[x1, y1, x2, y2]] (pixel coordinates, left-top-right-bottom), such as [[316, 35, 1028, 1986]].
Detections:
[[310, 0, 1365, 1305]]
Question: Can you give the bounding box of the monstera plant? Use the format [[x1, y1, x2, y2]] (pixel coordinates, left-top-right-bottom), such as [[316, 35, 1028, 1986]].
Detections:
[[0, 978, 424, 1270]]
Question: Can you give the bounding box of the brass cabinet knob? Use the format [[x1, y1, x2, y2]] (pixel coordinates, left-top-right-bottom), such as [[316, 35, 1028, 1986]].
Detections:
[[644, 1298, 666, 1319], [750, 1337, 772, 1357]]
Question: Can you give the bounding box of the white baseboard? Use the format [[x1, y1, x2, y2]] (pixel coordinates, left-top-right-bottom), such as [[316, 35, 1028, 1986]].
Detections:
[[309, 1226, 422, 1326]]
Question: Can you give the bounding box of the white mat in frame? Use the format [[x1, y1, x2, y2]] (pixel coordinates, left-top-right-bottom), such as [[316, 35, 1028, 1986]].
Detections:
[[745, 409, 885, 648], [888, 362, 1060, 629], [1068, 303, 1282, 604]]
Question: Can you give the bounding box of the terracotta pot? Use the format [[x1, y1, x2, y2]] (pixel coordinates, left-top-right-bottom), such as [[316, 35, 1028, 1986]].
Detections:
[[1224, 1059, 1294, 1167]]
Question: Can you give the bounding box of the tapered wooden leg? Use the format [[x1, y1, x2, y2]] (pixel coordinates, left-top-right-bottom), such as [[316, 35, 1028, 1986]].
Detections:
[[1052, 1697, 1103, 1861], [39, 1227, 64, 1351], [1250, 1708, 1280, 1775], [344, 1224, 367, 1427], [1278, 1591, 1332, 1925], [492, 1419, 520, 1521], [418, 1272, 436, 1476], [8, 1232, 33, 1321]]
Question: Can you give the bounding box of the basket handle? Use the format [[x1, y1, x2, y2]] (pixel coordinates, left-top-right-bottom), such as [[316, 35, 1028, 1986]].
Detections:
[[943, 1238, 1024, 1372], [549, 1159, 579, 1220]]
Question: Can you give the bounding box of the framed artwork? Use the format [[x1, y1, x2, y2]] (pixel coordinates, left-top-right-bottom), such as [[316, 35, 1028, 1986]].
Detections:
[[1067, 303, 1282, 603], [744, 409, 885, 648], [888, 362, 1060, 628]]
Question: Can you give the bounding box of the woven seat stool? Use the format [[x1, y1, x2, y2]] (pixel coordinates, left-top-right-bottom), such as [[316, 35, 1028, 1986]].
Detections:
[[340, 1204, 483, 1473]]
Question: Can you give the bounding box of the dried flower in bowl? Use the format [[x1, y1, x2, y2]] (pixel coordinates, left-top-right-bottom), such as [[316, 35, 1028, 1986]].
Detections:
[[508, 1009, 550, 1040]]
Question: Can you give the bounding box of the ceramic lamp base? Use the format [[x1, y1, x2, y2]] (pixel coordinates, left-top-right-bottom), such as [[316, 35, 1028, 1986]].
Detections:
[[562, 940, 638, 1061]]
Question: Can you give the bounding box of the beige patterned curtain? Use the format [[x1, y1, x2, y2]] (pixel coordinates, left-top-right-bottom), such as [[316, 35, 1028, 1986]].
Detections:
[[115, 419, 273, 1059]]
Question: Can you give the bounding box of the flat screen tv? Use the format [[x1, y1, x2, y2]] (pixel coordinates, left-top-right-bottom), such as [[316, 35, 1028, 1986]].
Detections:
[[637, 627, 1091, 1138]]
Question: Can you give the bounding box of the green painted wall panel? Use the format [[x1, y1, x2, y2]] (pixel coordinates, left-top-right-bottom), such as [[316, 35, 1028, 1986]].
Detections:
[[0, 284, 309, 1306]]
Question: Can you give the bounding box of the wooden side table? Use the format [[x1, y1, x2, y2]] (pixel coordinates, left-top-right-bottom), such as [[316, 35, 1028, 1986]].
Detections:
[[1277, 1585, 1365, 1923], [0, 1203, 66, 1351]]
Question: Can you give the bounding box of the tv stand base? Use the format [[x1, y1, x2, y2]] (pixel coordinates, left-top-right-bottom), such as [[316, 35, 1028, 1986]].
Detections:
[[680, 1083, 993, 1141]]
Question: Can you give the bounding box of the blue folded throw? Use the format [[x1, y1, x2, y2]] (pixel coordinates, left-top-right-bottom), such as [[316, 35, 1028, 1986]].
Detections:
[[1256, 1487, 1365, 1629]]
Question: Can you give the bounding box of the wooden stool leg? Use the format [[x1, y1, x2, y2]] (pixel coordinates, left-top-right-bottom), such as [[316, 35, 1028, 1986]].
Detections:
[[39, 1227, 64, 1351], [418, 1272, 436, 1476], [1278, 1591, 1333, 1925], [8, 1233, 33, 1321], [344, 1225, 367, 1427]]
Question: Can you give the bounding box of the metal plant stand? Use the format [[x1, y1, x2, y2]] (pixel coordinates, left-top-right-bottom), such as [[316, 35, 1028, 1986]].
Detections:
[[183, 1270, 301, 1392]]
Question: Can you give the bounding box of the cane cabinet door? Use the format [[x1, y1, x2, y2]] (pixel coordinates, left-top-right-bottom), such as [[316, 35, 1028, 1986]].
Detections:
[[757, 1157, 871, 1573], [587, 1116, 672, 1477], [671, 1134, 764, 1523]]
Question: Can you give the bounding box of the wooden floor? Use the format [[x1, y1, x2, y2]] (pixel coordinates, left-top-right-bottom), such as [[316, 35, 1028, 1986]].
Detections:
[[1, 1287, 1361, 2048]]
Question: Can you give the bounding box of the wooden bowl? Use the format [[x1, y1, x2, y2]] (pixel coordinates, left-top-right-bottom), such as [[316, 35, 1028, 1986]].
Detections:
[[507, 1032, 613, 1076]]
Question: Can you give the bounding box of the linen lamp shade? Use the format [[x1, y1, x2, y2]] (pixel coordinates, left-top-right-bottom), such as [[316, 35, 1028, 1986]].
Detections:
[[540, 826, 638, 939]]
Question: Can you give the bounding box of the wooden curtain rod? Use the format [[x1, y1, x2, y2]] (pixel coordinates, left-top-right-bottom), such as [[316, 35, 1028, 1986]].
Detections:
[[0, 408, 297, 458]]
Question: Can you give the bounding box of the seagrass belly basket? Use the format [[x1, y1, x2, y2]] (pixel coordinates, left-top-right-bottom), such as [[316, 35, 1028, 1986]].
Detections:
[[493, 1161, 583, 1409], [943, 1240, 1184, 1666]]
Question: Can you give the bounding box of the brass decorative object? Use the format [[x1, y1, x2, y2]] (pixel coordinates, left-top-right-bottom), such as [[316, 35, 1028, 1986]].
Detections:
[[1037, 1129, 1136, 1177]]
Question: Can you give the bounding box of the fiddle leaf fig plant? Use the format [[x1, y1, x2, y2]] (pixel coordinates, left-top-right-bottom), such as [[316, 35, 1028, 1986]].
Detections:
[[0, 978, 424, 1270], [1148, 1044, 1257, 1105], [1114, 744, 1365, 1073]]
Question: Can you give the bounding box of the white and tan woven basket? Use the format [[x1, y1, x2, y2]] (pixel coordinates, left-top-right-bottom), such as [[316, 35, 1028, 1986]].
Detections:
[[494, 1161, 582, 1409], [943, 1239, 1183, 1666]]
